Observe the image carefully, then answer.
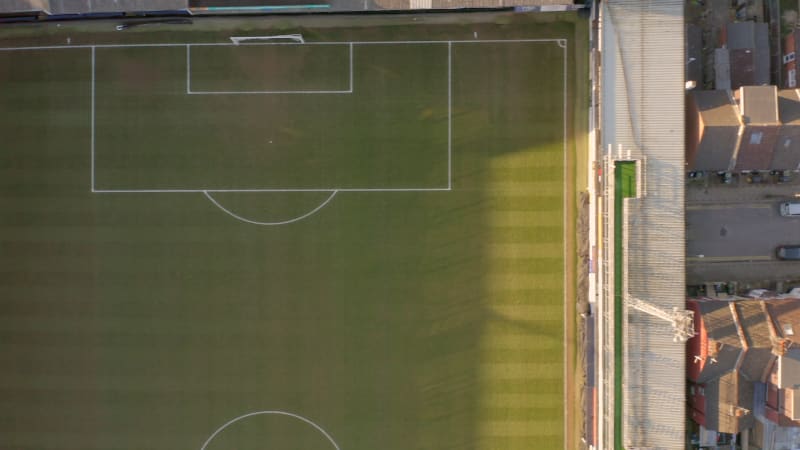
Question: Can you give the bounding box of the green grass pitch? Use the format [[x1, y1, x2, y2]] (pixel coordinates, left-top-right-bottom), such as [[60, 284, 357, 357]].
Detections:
[[0, 12, 581, 450]]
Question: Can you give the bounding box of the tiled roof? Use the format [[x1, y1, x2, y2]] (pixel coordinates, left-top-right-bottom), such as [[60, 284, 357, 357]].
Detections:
[[737, 302, 775, 382], [704, 371, 755, 434], [690, 90, 740, 171], [735, 125, 779, 170], [696, 300, 742, 383]]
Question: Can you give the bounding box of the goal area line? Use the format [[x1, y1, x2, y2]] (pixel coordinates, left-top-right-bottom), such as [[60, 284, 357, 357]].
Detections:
[[185, 42, 355, 95]]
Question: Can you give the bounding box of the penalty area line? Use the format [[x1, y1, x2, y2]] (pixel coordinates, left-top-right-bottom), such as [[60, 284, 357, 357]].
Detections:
[[91, 46, 96, 192], [92, 187, 451, 193], [202, 190, 338, 226], [200, 410, 340, 450]]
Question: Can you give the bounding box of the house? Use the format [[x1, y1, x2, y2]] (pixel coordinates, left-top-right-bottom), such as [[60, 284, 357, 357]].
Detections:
[[686, 90, 740, 171], [763, 300, 800, 427], [782, 28, 800, 88], [686, 86, 800, 171], [687, 299, 772, 434], [773, 89, 800, 170], [687, 298, 800, 443], [734, 86, 779, 170], [717, 22, 770, 89], [690, 371, 755, 434]]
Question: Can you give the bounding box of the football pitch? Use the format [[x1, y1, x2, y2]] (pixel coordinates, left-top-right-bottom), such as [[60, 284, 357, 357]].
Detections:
[[0, 11, 584, 450]]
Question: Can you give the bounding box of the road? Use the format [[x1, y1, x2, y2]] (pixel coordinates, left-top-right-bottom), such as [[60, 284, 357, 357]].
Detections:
[[686, 193, 800, 284], [686, 203, 800, 260]]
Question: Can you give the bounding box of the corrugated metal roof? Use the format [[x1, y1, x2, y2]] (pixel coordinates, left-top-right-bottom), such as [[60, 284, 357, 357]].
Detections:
[[601, 0, 686, 448]]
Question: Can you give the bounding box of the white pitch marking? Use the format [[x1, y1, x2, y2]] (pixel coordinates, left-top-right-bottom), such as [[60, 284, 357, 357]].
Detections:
[[186, 44, 191, 94], [561, 40, 568, 450], [187, 90, 352, 95], [203, 190, 338, 226], [199, 410, 339, 450], [0, 38, 563, 52], [91, 46, 95, 192], [448, 41, 452, 191], [94, 187, 450, 193], [349, 42, 354, 93]]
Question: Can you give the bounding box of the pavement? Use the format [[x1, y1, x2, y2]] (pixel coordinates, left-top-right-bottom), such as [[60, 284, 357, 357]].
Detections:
[[686, 173, 800, 204]]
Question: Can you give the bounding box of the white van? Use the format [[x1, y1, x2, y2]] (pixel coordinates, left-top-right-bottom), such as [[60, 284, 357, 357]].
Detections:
[[780, 202, 800, 217]]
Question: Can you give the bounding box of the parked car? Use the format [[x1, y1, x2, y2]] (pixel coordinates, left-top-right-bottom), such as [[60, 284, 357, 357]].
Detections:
[[780, 202, 800, 217], [771, 170, 792, 183], [776, 245, 800, 260], [746, 172, 763, 184]]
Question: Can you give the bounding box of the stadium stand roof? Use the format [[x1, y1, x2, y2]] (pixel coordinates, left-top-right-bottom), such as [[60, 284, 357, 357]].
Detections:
[[601, 0, 685, 448], [0, 0, 187, 14]]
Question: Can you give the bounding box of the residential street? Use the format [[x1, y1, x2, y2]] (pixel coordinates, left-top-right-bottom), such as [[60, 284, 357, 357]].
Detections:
[[686, 177, 800, 284]]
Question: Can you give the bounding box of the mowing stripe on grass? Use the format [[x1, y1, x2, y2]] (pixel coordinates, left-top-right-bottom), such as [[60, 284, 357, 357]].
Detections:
[[488, 243, 563, 258], [487, 211, 563, 227], [480, 363, 562, 379], [480, 393, 563, 408]]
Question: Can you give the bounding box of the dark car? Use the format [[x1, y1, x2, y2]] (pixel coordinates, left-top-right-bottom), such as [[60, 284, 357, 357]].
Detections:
[[776, 245, 800, 260]]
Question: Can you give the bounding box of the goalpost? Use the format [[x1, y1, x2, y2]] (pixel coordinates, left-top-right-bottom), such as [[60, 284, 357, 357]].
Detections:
[[229, 34, 305, 45]]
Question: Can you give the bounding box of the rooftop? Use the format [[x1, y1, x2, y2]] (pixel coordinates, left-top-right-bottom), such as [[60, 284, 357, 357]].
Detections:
[[740, 86, 780, 125], [774, 90, 800, 169], [688, 90, 739, 171], [704, 371, 755, 434], [728, 21, 770, 51]]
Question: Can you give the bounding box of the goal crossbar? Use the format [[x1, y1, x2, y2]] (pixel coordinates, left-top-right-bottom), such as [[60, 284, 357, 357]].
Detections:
[[230, 34, 305, 45]]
